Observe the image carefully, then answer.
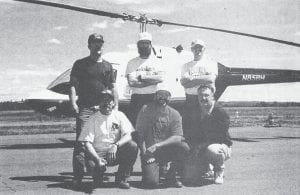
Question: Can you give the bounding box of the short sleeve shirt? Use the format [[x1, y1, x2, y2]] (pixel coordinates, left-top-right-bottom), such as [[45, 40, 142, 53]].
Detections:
[[78, 110, 134, 155], [181, 54, 218, 95], [125, 56, 165, 94], [70, 57, 116, 107], [136, 103, 183, 148]]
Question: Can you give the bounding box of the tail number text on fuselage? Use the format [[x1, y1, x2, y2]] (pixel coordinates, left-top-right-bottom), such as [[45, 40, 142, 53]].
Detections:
[[242, 74, 266, 81]]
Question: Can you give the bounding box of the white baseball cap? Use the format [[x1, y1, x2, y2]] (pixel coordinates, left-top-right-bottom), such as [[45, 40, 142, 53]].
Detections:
[[191, 39, 205, 48], [138, 32, 152, 42]]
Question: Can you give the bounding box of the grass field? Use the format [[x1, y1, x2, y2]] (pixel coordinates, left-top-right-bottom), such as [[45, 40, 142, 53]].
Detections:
[[0, 107, 299, 135]]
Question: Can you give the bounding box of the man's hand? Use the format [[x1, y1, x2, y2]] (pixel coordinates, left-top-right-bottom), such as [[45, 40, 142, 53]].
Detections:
[[141, 152, 156, 164], [71, 103, 79, 114], [146, 143, 161, 154], [146, 157, 156, 164], [96, 158, 107, 168], [107, 144, 118, 164]]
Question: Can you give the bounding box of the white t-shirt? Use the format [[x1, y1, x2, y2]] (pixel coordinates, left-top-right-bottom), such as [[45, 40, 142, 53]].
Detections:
[[125, 55, 165, 94], [181, 54, 218, 95], [78, 110, 134, 156]]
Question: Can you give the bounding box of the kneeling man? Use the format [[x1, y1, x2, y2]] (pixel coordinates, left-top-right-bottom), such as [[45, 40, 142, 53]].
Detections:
[[78, 90, 138, 189], [136, 89, 190, 188], [185, 85, 232, 184]]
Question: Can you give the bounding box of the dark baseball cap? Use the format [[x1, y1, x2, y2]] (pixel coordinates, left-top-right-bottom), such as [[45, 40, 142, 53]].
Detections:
[[88, 33, 104, 44]]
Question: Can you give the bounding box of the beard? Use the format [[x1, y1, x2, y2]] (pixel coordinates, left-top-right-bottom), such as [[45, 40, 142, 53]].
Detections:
[[138, 47, 151, 57]]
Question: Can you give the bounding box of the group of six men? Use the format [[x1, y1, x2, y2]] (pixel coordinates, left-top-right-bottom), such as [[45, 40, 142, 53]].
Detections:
[[69, 32, 232, 189]]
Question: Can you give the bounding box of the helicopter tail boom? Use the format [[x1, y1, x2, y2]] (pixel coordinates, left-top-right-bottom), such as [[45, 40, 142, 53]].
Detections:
[[219, 64, 300, 86]]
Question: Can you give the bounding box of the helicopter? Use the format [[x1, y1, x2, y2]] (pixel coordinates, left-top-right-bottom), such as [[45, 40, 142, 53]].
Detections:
[[12, 0, 300, 117]]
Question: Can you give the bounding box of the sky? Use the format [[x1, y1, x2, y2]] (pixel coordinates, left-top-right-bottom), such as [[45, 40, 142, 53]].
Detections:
[[0, 0, 299, 102]]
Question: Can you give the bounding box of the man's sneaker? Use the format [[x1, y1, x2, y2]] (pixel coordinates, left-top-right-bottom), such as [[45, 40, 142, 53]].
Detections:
[[165, 163, 183, 188], [214, 169, 224, 184], [118, 179, 131, 189], [166, 178, 183, 188], [115, 173, 130, 189], [202, 170, 214, 178]]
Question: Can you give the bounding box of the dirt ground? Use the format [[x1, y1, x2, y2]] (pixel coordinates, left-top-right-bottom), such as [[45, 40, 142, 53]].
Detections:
[[0, 126, 299, 195]]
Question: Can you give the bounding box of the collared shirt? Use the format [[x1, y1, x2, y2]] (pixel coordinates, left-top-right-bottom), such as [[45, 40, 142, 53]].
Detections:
[[186, 103, 232, 147], [78, 110, 134, 156]]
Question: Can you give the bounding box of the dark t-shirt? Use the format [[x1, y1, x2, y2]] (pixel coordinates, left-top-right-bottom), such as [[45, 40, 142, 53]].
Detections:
[[187, 104, 232, 147], [70, 57, 115, 107], [136, 103, 183, 148]]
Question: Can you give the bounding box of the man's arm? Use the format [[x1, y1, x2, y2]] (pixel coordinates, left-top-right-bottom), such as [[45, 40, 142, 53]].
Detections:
[[107, 131, 132, 163], [115, 132, 132, 147], [148, 110, 183, 153], [181, 74, 216, 88], [69, 63, 79, 114], [126, 73, 153, 88], [84, 141, 107, 166], [69, 85, 79, 114], [146, 135, 182, 153], [139, 71, 165, 84], [111, 83, 119, 110]]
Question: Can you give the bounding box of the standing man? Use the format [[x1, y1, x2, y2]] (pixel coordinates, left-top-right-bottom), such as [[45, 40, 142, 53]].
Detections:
[[136, 89, 190, 188], [125, 32, 165, 125], [180, 39, 218, 145], [69, 33, 118, 187], [78, 90, 138, 189], [185, 85, 232, 184]]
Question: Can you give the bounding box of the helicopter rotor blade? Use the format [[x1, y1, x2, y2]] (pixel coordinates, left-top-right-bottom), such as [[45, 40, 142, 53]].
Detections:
[[13, 0, 124, 19], [159, 20, 300, 47], [14, 0, 300, 47]]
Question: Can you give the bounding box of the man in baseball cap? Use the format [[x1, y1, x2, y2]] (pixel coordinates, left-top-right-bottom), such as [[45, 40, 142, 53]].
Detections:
[[191, 39, 206, 49], [180, 38, 218, 183], [125, 31, 166, 126], [88, 33, 104, 44], [138, 32, 152, 42], [69, 33, 118, 188]]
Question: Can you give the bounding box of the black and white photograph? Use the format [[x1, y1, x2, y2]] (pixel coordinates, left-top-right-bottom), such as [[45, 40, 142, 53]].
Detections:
[[0, 0, 299, 194]]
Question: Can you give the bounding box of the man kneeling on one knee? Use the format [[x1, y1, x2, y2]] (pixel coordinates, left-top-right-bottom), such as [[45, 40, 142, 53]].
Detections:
[[136, 89, 190, 188], [78, 90, 138, 189], [186, 85, 232, 184]]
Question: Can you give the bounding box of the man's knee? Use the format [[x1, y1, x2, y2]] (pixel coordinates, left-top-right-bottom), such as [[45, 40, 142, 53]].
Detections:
[[174, 140, 191, 158], [118, 140, 138, 163], [122, 140, 138, 153], [206, 144, 226, 164]]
